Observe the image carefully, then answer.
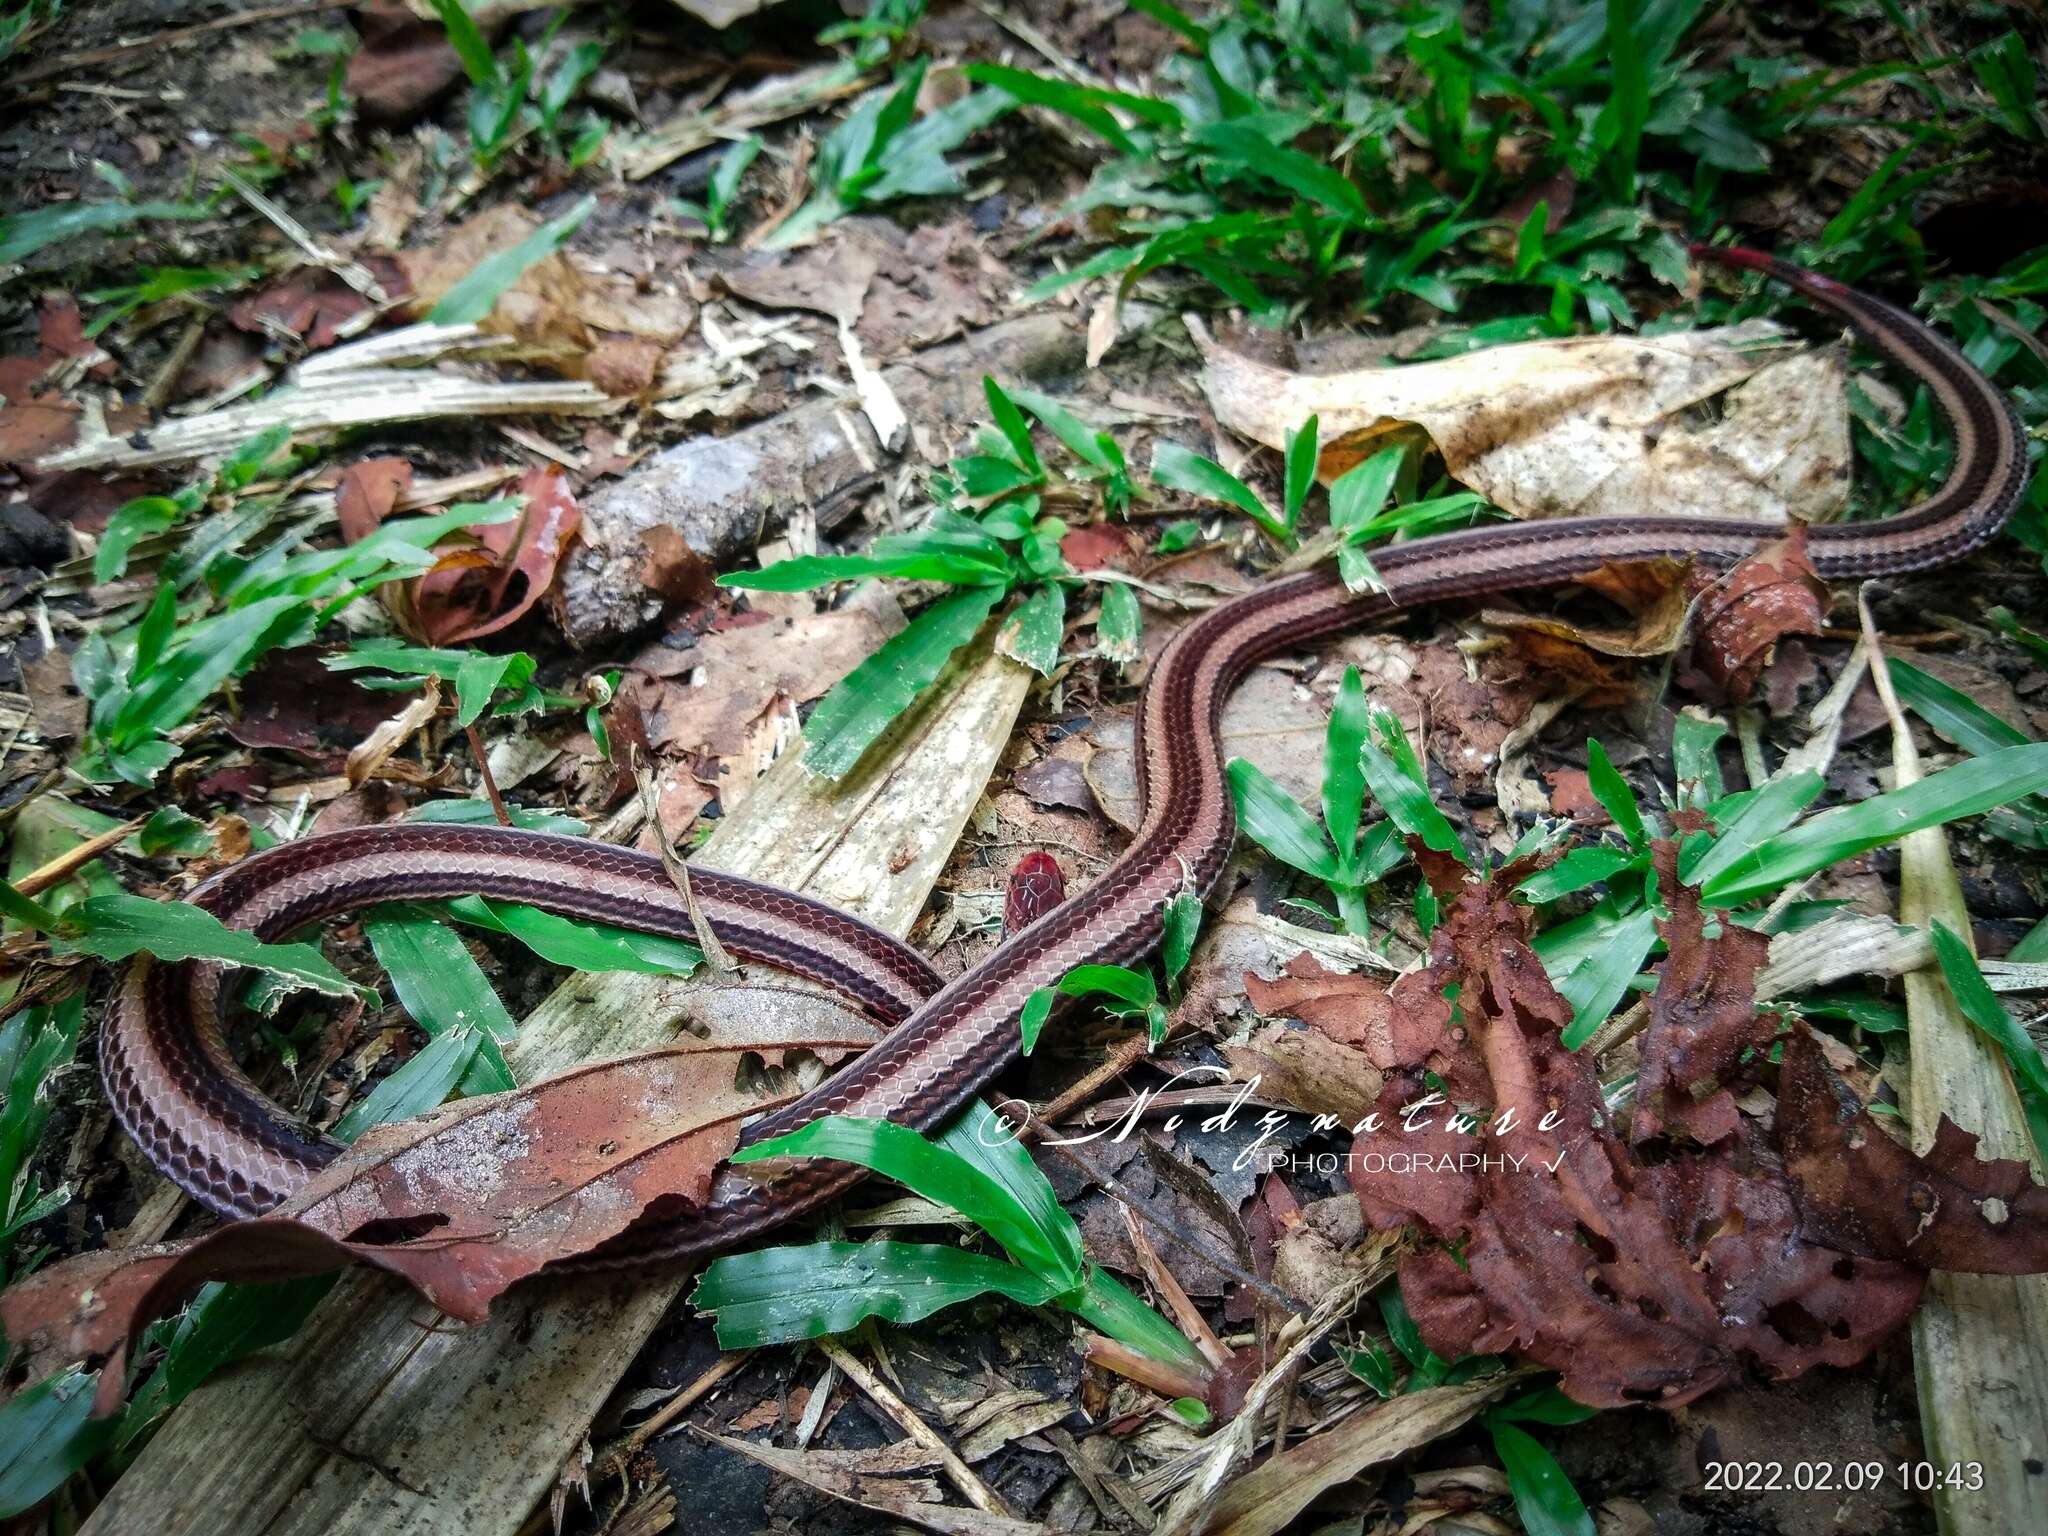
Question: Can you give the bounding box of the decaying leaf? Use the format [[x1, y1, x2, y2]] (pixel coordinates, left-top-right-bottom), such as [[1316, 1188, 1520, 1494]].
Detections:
[[1687, 528, 1828, 703], [1337, 850, 2037, 1407], [1778, 1026, 2048, 1274], [0, 1038, 865, 1417], [1195, 318, 1848, 527], [341, 462, 583, 645], [1632, 841, 1777, 1143]]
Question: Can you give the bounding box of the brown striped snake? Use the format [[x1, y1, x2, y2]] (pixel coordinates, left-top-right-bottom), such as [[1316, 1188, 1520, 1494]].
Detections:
[[103, 249, 2033, 1271]]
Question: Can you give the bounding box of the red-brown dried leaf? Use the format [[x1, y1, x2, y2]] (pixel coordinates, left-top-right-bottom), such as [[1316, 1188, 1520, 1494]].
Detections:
[[412, 464, 582, 644], [1339, 857, 1957, 1408], [1633, 841, 1777, 1143], [347, 0, 464, 123], [228, 266, 404, 351], [0, 1039, 860, 1417], [1244, 956, 1447, 1071], [1689, 527, 1826, 703], [335, 456, 413, 542], [1777, 1022, 2048, 1273]]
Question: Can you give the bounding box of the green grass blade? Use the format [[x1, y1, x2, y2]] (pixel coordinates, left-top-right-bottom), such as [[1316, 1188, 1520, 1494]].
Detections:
[[1228, 758, 1339, 880], [1929, 922, 2048, 1163], [803, 586, 1006, 780], [1559, 906, 1659, 1050], [441, 895, 702, 977], [690, 1240, 1057, 1348], [1585, 739, 1647, 849], [1488, 1420, 1596, 1536], [1700, 744, 2048, 906], [735, 1116, 1072, 1283]]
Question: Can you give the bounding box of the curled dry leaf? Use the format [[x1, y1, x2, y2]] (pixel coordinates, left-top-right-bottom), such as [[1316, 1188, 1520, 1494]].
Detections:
[[1482, 558, 1690, 705], [1194, 317, 1847, 527], [1686, 527, 1827, 703], [341, 462, 583, 645], [0, 1038, 864, 1417]]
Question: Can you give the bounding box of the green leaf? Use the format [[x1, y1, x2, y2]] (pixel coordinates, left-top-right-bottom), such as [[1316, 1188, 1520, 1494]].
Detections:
[[1228, 758, 1339, 881], [53, 895, 363, 999], [932, 1099, 1084, 1283], [1161, 890, 1201, 984], [1283, 416, 1318, 531], [1360, 709, 1469, 867], [0, 1368, 116, 1518], [1585, 740, 1647, 850], [428, 0, 500, 89], [1516, 846, 1642, 904], [118, 1276, 334, 1446], [138, 805, 212, 858], [1336, 1340, 1398, 1397], [983, 378, 1043, 478], [1325, 667, 1370, 873], [1097, 580, 1141, 667], [429, 195, 596, 325], [1671, 713, 1727, 807], [1488, 1420, 1595, 1536], [95, 494, 189, 584], [331, 908, 516, 1140], [1929, 921, 2048, 1163], [1151, 442, 1289, 547], [1058, 964, 1159, 1012], [1006, 388, 1120, 475], [0, 879, 64, 934], [107, 595, 304, 755], [1192, 122, 1369, 223], [1068, 1262, 1207, 1372], [1681, 771, 1824, 890], [1559, 906, 1659, 1050], [1889, 659, 2032, 757], [1700, 744, 2048, 906], [735, 1116, 1075, 1284], [441, 896, 702, 977], [1492, 1385, 1601, 1426], [332, 1029, 486, 1142], [804, 585, 1007, 780], [0, 200, 206, 266], [690, 1239, 1058, 1348], [996, 583, 1066, 677], [1019, 987, 1056, 1054], [1327, 449, 1404, 532]]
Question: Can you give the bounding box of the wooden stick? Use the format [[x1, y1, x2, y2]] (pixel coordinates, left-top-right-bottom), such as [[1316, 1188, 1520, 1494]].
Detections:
[[12, 816, 144, 897], [817, 1339, 1017, 1520]]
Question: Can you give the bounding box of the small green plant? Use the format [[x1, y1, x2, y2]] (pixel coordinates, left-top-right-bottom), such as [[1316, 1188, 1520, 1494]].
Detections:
[[429, 0, 607, 169], [0, 995, 84, 1288], [818, 0, 927, 69], [1228, 666, 1424, 937], [690, 1100, 1205, 1375], [671, 137, 763, 243], [0, 0, 59, 66], [764, 58, 1012, 249], [74, 426, 542, 786], [720, 379, 1144, 778], [82, 265, 257, 338], [1019, 888, 1202, 1051]]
